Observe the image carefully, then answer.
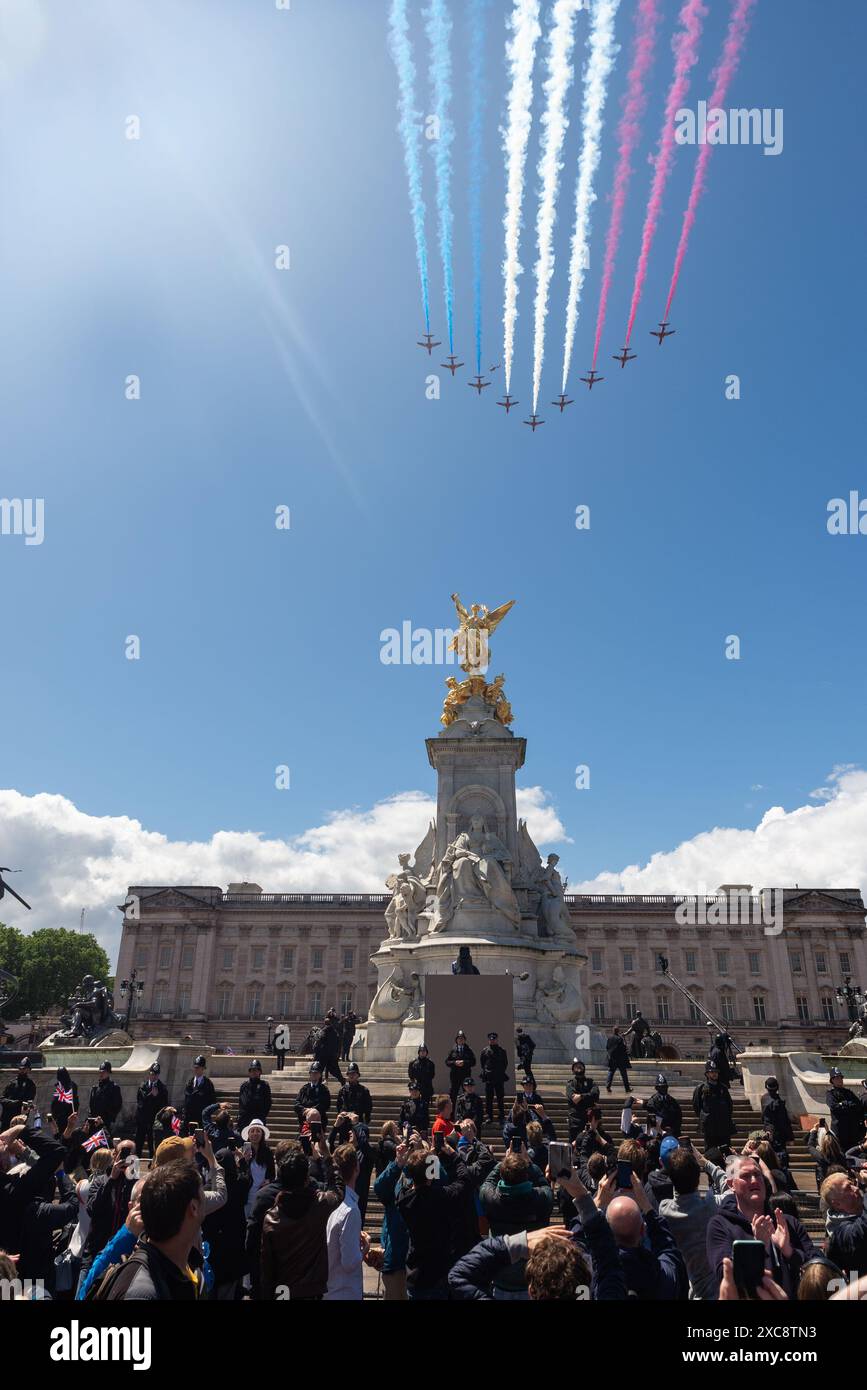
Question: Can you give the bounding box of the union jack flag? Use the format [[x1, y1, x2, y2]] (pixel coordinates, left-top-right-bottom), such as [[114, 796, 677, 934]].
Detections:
[[82, 1128, 109, 1153], [171, 1115, 181, 1134], [54, 1084, 74, 1105]]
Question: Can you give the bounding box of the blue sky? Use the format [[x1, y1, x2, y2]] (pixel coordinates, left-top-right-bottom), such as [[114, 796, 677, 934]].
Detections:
[[0, 0, 865, 954]]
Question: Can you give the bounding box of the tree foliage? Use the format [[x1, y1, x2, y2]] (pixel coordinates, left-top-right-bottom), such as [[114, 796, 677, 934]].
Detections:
[[0, 923, 110, 1017]]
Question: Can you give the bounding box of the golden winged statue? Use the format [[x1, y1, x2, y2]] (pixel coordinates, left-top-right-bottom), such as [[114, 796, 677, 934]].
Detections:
[[448, 593, 516, 674]]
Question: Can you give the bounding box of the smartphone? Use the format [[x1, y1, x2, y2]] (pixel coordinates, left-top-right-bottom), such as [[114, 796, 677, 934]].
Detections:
[[509, 1136, 523, 1154], [616, 1160, 633, 1190], [194, 1130, 206, 1149], [300, 1134, 313, 1156], [310, 1121, 322, 1140], [678, 1136, 692, 1149], [548, 1142, 573, 1179], [434, 1131, 444, 1154], [732, 1239, 766, 1292]]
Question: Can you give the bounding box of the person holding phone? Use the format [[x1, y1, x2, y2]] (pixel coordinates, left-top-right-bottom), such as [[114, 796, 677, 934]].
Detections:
[[240, 1120, 275, 1219], [295, 1063, 332, 1131], [479, 1150, 555, 1298], [706, 1154, 820, 1300], [595, 1168, 688, 1300]]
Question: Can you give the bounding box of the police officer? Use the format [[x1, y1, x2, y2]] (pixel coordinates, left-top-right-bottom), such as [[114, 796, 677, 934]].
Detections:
[[454, 1074, 485, 1131], [408, 1044, 435, 1105], [445, 1031, 477, 1110], [708, 1032, 736, 1088], [313, 1012, 344, 1086], [515, 1027, 537, 1088], [294, 1061, 331, 1129], [636, 1074, 683, 1136], [337, 1061, 372, 1125], [565, 1059, 599, 1141], [760, 1076, 794, 1169], [340, 1009, 360, 1063], [89, 1060, 123, 1136], [134, 1062, 168, 1156], [827, 1067, 865, 1151], [183, 1055, 216, 1127], [692, 1061, 734, 1153], [605, 1028, 631, 1093], [0, 1056, 36, 1129], [398, 1080, 429, 1136], [480, 1031, 509, 1126], [238, 1059, 272, 1132]]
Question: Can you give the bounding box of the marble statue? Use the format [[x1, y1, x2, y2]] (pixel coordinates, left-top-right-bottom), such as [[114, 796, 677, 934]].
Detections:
[[429, 814, 521, 931], [535, 964, 583, 1023], [384, 853, 427, 940], [448, 593, 515, 675], [536, 853, 578, 945], [370, 962, 422, 1023]]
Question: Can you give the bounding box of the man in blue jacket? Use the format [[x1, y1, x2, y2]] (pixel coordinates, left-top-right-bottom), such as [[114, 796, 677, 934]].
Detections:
[[706, 1155, 819, 1299]]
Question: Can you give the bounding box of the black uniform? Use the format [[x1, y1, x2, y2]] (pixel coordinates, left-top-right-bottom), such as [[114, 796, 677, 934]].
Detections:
[[340, 1011, 360, 1062], [1, 1073, 36, 1129], [692, 1080, 734, 1150], [516, 1032, 536, 1087], [645, 1090, 683, 1137], [336, 1080, 372, 1126], [708, 1036, 736, 1089], [605, 1035, 630, 1092], [761, 1092, 794, 1156], [565, 1075, 600, 1140], [88, 1077, 123, 1134], [455, 1089, 485, 1132], [445, 1043, 477, 1108], [313, 1020, 344, 1086], [479, 1044, 509, 1124], [238, 1076, 273, 1132], [294, 1080, 331, 1127], [134, 1077, 169, 1156], [408, 1055, 436, 1104], [398, 1096, 430, 1134], [183, 1073, 217, 1127], [828, 1085, 865, 1152]]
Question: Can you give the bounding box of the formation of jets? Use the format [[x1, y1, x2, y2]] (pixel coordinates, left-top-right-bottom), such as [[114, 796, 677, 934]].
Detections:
[[416, 323, 676, 426]]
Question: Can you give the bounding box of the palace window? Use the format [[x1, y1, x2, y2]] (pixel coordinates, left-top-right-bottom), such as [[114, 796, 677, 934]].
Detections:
[[715, 951, 729, 976], [622, 951, 634, 974], [181, 945, 194, 970], [310, 990, 323, 1019], [593, 995, 607, 1024], [158, 946, 172, 969], [217, 989, 232, 1019], [154, 987, 167, 1014], [684, 950, 697, 974], [815, 951, 827, 974], [251, 947, 266, 970], [748, 952, 761, 975], [719, 995, 735, 1023], [591, 950, 603, 972], [796, 996, 810, 1023], [222, 948, 234, 969], [179, 988, 191, 1013], [312, 948, 324, 971], [790, 952, 803, 974], [340, 990, 353, 1014], [839, 952, 851, 975], [623, 993, 638, 1019], [248, 990, 261, 1018], [282, 947, 295, 971], [657, 994, 670, 1023], [135, 948, 149, 968], [753, 995, 767, 1023], [821, 996, 835, 1023], [277, 989, 292, 1015], [343, 949, 355, 970], [688, 999, 703, 1024]]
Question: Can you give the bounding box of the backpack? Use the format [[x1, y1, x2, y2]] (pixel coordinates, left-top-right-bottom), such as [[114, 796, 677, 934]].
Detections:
[[84, 1244, 163, 1302]]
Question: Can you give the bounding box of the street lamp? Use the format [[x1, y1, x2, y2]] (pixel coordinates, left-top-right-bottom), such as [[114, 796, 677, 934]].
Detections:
[[835, 976, 865, 1023], [119, 969, 145, 1033]]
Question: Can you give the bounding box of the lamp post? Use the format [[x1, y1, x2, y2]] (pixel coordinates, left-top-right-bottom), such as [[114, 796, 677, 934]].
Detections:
[[119, 969, 145, 1034], [835, 976, 865, 1023]]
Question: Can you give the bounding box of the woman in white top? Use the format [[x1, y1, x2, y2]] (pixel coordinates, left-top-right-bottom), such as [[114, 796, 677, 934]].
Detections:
[[242, 1121, 275, 1218], [69, 1147, 113, 1258]]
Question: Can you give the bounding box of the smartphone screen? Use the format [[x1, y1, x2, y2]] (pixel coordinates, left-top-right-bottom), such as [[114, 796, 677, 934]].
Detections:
[[678, 1136, 691, 1149], [548, 1142, 572, 1178], [310, 1122, 322, 1139], [616, 1160, 633, 1189], [434, 1131, 444, 1154], [732, 1239, 766, 1292], [510, 1136, 522, 1153]]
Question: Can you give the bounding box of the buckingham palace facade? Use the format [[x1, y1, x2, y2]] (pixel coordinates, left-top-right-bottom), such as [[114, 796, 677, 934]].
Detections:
[[114, 883, 867, 1058]]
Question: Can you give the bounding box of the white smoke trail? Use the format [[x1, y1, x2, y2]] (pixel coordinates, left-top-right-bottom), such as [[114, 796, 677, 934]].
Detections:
[[531, 0, 583, 413], [561, 0, 622, 394], [502, 0, 542, 395]]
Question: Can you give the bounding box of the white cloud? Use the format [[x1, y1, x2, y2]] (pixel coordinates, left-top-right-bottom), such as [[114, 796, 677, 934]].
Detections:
[[571, 767, 867, 899], [2, 768, 864, 970], [0, 784, 570, 965]]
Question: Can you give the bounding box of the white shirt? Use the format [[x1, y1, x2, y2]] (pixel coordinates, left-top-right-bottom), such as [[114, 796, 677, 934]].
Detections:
[[324, 1187, 363, 1300]]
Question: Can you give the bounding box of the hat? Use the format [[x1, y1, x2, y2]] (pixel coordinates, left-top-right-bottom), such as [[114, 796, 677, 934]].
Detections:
[[408, 1080, 420, 1091], [18, 1056, 31, 1069], [455, 1030, 467, 1039], [660, 1136, 679, 1164], [309, 1062, 322, 1075], [241, 1120, 271, 1141], [655, 1074, 667, 1088], [765, 1076, 779, 1090], [99, 1061, 112, 1073], [149, 1062, 161, 1075], [153, 1136, 195, 1167], [830, 1067, 843, 1079], [418, 1044, 428, 1054], [462, 1075, 475, 1087], [347, 1062, 360, 1075], [487, 1031, 498, 1040], [194, 1055, 207, 1067], [516, 1026, 524, 1034], [249, 1059, 262, 1071], [571, 1058, 584, 1070]]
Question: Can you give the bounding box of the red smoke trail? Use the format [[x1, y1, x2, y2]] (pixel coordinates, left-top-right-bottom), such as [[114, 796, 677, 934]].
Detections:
[[591, 0, 662, 371], [662, 0, 758, 322], [623, 0, 707, 347]]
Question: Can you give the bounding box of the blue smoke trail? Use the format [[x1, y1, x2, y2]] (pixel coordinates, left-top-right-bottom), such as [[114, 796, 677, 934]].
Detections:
[[388, 0, 431, 334], [469, 0, 490, 375], [424, 0, 455, 354]]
